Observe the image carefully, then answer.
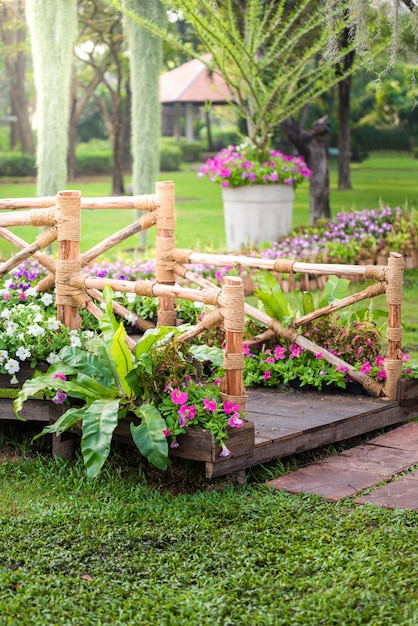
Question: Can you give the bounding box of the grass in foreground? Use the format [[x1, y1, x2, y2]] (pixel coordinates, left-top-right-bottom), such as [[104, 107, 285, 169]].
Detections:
[[1, 452, 418, 626]]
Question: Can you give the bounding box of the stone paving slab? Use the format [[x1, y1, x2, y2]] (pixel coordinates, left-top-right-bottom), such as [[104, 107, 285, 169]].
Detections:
[[267, 464, 386, 501], [367, 422, 418, 451], [267, 423, 418, 508], [355, 473, 418, 510]]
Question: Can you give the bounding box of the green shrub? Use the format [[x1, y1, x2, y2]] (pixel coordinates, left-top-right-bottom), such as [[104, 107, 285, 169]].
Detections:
[[179, 140, 204, 162], [75, 139, 112, 175], [352, 123, 411, 153], [200, 127, 241, 151], [159, 139, 182, 171], [0, 152, 36, 177]]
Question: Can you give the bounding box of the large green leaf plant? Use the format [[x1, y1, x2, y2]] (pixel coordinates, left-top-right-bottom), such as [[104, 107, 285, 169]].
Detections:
[[14, 286, 185, 477]]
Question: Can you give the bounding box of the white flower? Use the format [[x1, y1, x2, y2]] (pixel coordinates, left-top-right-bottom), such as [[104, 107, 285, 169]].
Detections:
[[5, 321, 18, 336], [0, 309, 11, 319], [126, 314, 137, 325], [16, 347, 31, 361], [4, 279, 14, 289], [5, 359, 20, 374], [99, 302, 107, 310], [47, 353, 60, 364], [0, 350, 8, 364], [18, 333, 25, 341], [26, 287, 38, 297], [33, 313, 44, 323], [47, 317, 60, 331], [70, 335, 82, 348], [126, 292, 136, 304], [27, 324, 45, 337], [115, 291, 123, 298], [40, 293, 54, 306], [83, 330, 94, 339]]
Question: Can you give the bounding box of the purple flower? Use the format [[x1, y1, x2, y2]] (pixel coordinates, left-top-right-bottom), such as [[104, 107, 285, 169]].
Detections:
[[52, 389, 67, 405], [220, 446, 231, 457], [170, 441, 179, 449]]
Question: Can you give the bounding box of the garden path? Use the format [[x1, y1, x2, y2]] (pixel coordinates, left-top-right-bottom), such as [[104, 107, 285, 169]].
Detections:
[[267, 421, 418, 510]]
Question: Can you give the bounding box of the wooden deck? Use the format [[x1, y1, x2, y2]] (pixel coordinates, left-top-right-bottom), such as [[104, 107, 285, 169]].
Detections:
[[1, 380, 417, 479]]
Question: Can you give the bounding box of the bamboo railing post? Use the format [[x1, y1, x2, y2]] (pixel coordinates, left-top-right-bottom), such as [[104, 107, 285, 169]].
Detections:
[[155, 181, 176, 327], [383, 251, 405, 399], [55, 190, 82, 330], [220, 276, 247, 415]]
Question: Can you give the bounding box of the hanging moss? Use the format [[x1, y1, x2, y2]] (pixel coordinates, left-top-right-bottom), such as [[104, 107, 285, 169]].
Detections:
[[123, 0, 166, 195], [25, 0, 77, 196]]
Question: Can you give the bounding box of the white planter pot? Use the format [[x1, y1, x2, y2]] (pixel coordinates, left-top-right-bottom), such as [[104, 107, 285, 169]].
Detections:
[[222, 184, 294, 251]]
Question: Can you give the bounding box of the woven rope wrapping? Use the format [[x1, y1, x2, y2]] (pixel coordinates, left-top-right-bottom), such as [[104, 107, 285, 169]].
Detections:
[[56, 195, 81, 242], [36, 226, 57, 249], [365, 282, 386, 298], [224, 353, 245, 370], [56, 261, 89, 307], [156, 236, 176, 283], [30, 207, 56, 227], [382, 358, 403, 400], [134, 194, 158, 212], [386, 327, 403, 342], [155, 182, 175, 231], [270, 319, 299, 343], [364, 265, 387, 282], [158, 310, 177, 326], [363, 377, 384, 397], [385, 255, 405, 305], [273, 259, 295, 274], [173, 248, 193, 264], [36, 273, 56, 292], [201, 288, 220, 306], [134, 280, 156, 298], [35, 252, 56, 273], [220, 391, 247, 412], [218, 283, 245, 333], [139, 211, 157, 230], [197, 308, 223, 331]]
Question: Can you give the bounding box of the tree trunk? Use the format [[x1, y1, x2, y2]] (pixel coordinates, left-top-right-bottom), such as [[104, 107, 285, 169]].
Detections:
[[111, 92, 125, 195], [338, 75, 352, 190], [0, 1, 35, 154], [282, 115, 331, 224]]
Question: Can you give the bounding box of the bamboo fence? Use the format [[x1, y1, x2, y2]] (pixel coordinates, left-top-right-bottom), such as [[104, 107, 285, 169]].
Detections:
[[0, 182, 407, 404]]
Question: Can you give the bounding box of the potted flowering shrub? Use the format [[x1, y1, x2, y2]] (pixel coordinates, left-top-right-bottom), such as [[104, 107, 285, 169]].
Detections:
[[199, 141, 312, 251]]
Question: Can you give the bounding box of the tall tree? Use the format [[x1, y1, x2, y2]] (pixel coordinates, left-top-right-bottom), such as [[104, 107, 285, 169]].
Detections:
[[0, 0, 34, 154], [25, 0, 77, 196]]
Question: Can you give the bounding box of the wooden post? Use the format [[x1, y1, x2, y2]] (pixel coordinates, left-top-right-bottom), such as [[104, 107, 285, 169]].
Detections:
[[155, 181, 176, 327], [383, 251, 405, 400], [55, 190, 82, 330], [220, 276, 247, 414]]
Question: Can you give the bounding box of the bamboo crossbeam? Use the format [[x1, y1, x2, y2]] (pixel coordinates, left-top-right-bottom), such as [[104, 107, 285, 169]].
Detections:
[[0, 195, 159, 211], [0, 210, 39, 227], [294, 282, 387, 328], [181, 251, 375, 277]]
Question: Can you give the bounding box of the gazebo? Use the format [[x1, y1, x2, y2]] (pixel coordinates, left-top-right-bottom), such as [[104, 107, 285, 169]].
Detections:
[[159, 54, 232, 145]]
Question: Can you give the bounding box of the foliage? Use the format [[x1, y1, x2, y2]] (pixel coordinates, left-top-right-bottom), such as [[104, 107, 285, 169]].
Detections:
[[199, 141, 312, 189], [159, 138, 183, 171], [178, 140, 204, 162], [0, 153, 36, 177], [75, 140, 112, 175]]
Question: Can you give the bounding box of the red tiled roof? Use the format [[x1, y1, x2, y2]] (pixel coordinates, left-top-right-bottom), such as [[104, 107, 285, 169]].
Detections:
[[159, 54, 232, 104]]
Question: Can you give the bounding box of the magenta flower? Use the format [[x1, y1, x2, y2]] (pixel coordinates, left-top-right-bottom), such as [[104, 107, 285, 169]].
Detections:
[[178, 404, 196, 422], [402, 353, 410, 362], [52, 389, 67, 405], [203, 398, 217, 412], [377, 369, 387, 381], [375, 355, 385, 367], [337, 365, 349, 374], [274, 345, 286, 360], [171, 388, 188, 405], [53, 373, 67, 381], [224, 401, 240, 415], [316, 352, 323, 359], [163, 428, 171, 437], [264, 371, 271, 381], [228, 413, 244, 428], [360, 362, 371, 374], [265, 357, 275, 364], [242, 343, 251, 356]]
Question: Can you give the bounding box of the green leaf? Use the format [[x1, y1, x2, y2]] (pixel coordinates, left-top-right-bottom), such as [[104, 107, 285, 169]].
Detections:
[[318, 275, 350, 307], [81, 399, 120, 479], [130, 404, 169, 471], [302, 291, 315, 315], [255, 270, 290, 321], [135, 327, 173, 360], [75, 372, 118, 399], [98, 285, 119, 346], [58, 346, 116, 388], [14, 375, 95, 418], [33, 406, 86, 439], [110, 323, 134, 396], [189, 344, 224, 367]]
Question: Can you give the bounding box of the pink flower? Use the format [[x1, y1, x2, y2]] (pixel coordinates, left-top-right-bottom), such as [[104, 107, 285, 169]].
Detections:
[[171, 388, 188, 405], [203, 398, 217, 412], [178, 404, 196, 422], [274, 345, 286, 360], [163, 428, 170, 437], [375, 355, 385, 367], [224, 401, 240, 415], [19, 292, 26, 301], [220, 446, 231, 457], [265, 357, 275, 364], [53, 373, 67, 381], [242, 343, 251, 356], [228, 413, 244, 428], [402, 353, 410, 362], [337, 365, 349, 374], [316, 352, 323, 359], [264, 371, 271, 381], [406, 368, 412, 374], [3, 293, 9, 301], [377, 369, 387, 381], [360, 362, 371, 374]]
